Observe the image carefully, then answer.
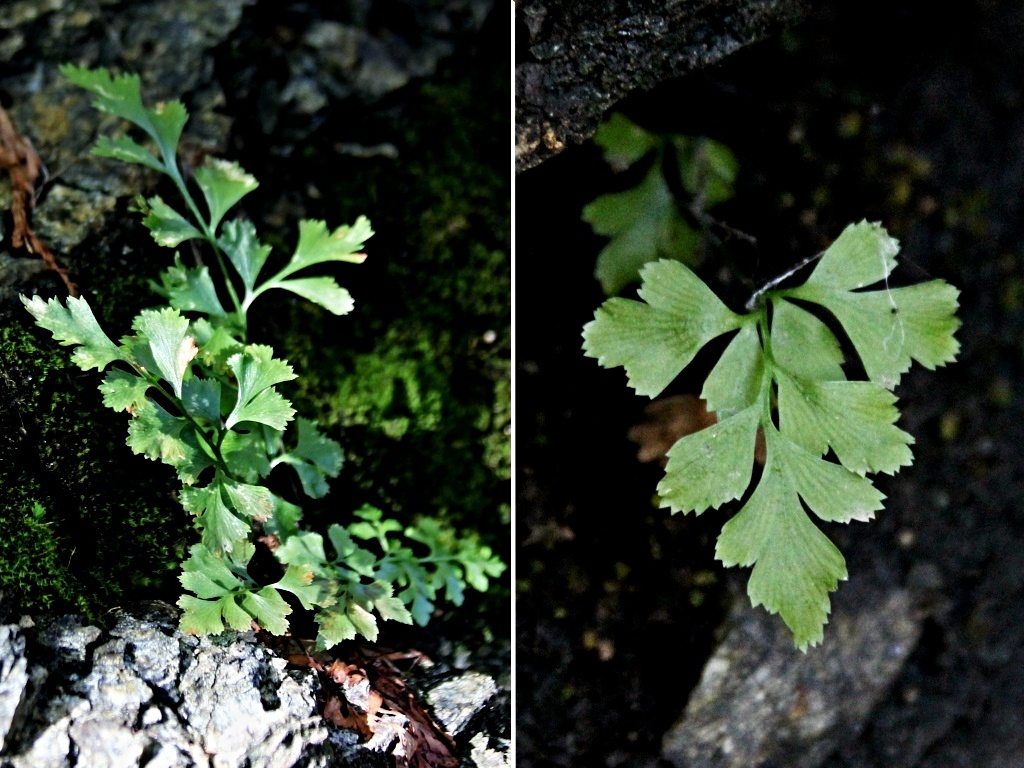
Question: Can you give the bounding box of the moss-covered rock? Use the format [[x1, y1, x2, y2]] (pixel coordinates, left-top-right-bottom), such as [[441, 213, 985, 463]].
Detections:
[[0, 320, 187, 621]]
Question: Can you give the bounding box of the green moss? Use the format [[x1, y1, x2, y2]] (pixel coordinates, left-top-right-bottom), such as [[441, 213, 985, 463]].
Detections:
[[315, 326, 447, 439], [0, 499, 92, 618], [482, 370, 511, 482], [255, 60, 510, 554], [0, 320, 188, 622]]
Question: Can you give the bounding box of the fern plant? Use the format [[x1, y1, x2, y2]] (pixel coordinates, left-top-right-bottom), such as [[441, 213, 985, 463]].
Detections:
[[21, 65, 504, 649], [583, 221, 960, 649], [583, 112, 739, 296]]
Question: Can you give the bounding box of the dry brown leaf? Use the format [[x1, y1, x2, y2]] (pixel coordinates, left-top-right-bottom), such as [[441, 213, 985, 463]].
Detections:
[[629, 394, 766, 465], [0, 104, 77, 296], [350, 647, 459, 768], [628, 395, 717, 465], [297, 647, 458, 768]]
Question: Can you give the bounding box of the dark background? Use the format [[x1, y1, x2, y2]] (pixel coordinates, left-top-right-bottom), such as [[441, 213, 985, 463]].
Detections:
[[517, 2, 1024, 765]]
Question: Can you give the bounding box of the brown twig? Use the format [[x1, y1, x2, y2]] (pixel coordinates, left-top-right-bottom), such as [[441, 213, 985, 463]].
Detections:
[[0, 104, 78, 296]]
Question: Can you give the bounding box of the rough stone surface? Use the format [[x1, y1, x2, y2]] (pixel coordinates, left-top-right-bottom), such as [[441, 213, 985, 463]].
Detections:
[[661, 565, 925, 768], [0, 602, 504, 768], [0, 0, 245, 297], [468, 732, 510, 768], [0, 626, 29, 745], [426, 670, 497, 735], [515, 0, 808, 172]]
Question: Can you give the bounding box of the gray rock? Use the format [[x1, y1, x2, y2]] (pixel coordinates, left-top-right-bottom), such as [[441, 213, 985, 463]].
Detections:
[[0, 602, 505, 768], [0, 625, 29, 746], [274, 0, 492, 126], [426, 670, 497, 735], [662, 569, 923, 768], [515, 0, 808, 172], [0, 0, 244, 301], [469, 732, 510, 768]]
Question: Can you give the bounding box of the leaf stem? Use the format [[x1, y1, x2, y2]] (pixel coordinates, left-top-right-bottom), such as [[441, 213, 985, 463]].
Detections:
[[745, 250, 825, 312], [159, 152, 245, 325]]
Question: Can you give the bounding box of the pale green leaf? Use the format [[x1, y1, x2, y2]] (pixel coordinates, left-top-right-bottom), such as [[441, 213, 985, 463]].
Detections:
[[221, 477, 274, 521], [701, 322, 763, 415], [241, 587, 291, 635], [159, 255, 227, 317], [580, 220, 961, 650], [178, 595, 228, 635], [226, 387, 295, 430], [219, 219, 271, 294], [272, 277, 354, 315], [347, 602, 379, 641], [21, 294, 124, 371], [315, 607, 358, 648], [462, 547, 504, 592], [133, 307, 197, 398], [126, 400, 211, 483], [276, 530, 329, 567], [770, 427, 885, 523], [179, 570, 231, 600], [179, 543, 243, 595], [777, 374, 914, 475], [93, 134, 164, 172], [191, 317, 244, 367], [349, 506, 402, 540], [803, 220, 899, 292], [770, 299, 845, 381], [62, 64, 187, 155], [148, 100, 188, 158], [221, 595, 256, 631], [795, 281, 961, 388], [228, 345, 297, 399], [274, 564, 322, 610], [583, 259, 742, 397], [363, 579, 414, 624], [62, 65, 150, 126], [181, 377, 221, 422], [180, 484, 248, 553], [289, 217, 372, 271], [220, 429, 271, 482], [225, 345, 297, 429], [374, 594, 414, 624], [657, 405, 760, 515], [142, 196, 202, 247], [99, 369, 151, 412], [326, 525, 377, 577], [593, 113, 659, 169], [715, 453, 848, 651], [194, 158, 258, 231]]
